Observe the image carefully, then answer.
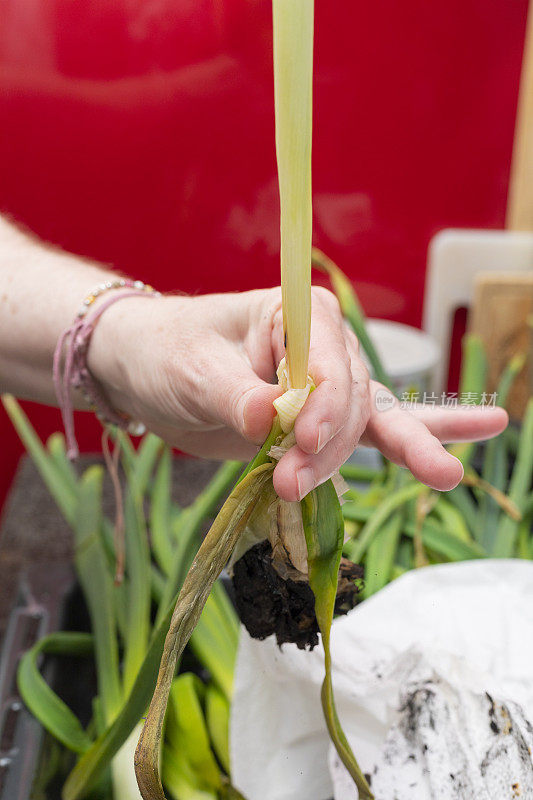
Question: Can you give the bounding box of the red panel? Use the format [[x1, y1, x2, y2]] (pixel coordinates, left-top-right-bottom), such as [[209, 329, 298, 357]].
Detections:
[[0, 0, 528, 508]]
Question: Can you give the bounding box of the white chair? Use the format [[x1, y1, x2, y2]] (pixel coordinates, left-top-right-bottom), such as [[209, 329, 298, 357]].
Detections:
[[422, 228, 533, 392]]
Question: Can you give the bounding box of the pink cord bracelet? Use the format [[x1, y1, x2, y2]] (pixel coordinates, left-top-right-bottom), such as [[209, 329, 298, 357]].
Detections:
[[53, 282, 160, 459], [53, 279, 161, 584]]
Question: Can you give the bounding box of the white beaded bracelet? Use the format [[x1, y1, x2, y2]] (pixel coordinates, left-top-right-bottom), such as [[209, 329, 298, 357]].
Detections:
[[76, 278, 161, 319]]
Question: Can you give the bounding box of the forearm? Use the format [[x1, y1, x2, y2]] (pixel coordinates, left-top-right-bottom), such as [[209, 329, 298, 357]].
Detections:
[[0, 215, 118, 403]]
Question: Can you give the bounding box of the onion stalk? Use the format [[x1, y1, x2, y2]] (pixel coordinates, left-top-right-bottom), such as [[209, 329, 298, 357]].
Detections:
[[273, 0, 313, 391]]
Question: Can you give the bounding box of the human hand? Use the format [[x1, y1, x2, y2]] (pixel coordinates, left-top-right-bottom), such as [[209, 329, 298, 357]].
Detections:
[[89, 287, 508, 502]]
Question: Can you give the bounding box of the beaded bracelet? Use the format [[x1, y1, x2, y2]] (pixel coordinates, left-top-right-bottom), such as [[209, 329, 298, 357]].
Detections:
[[76, 277, 159, 318], [53, 280, 161, 459]]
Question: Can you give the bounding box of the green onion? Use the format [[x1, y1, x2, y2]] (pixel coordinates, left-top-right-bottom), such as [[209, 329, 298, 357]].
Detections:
[[273, 0, 313, 389], [301, 481, 373, 799]]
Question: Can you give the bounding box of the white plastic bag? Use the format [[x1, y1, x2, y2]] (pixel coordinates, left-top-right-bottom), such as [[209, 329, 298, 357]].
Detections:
[[230, 560, 533, 800]]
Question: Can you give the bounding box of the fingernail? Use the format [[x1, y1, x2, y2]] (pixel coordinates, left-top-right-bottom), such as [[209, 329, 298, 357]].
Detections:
[[296, 467, 315, 500], [316, 422, 333, 453], [451, 455, 464, 480]]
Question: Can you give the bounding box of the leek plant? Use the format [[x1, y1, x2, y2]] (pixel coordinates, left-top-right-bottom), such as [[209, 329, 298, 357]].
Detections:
[[322, 257, 533, 587], [3, 394, 244, 800], [135, 1, 373, 798], [4, 0, 532, 793], [4, 259, 532, 799]]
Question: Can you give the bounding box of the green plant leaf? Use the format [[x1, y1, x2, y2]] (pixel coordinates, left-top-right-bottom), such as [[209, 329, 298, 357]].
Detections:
[[449, 335, 487, 468], [75, 467, 123, 726], [156, 460, 244, 627], [445, 485, 478, 536], [150, 447, 175, 569], [165, 674, 221, 790], [2, 395, 77, 524], [189, 586, 238, 700], [312, 249, 393, 391], [344, 482, 426, 564], [339, 463, 383, 484], [301, 479, 373, 800], [46, 432, 79, 494], [205, 683, 231, 775], [273, 0, 313, 389], [131, 434, 164, 497], [162, 746, 218, 800], [63, 562, 193, 800], [478, 354, 525, 551], [402, 519, 485, 561], [134, 463, 274, 800], [18, 632, 94, 754], [493, 399, 533, 557], [433, 497, 472, 543], [362, 510, 404, 598], [122, 486, 152, 696]]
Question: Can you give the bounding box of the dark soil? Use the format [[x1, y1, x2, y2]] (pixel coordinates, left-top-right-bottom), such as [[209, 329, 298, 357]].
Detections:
[[232, 540, 363, 650]]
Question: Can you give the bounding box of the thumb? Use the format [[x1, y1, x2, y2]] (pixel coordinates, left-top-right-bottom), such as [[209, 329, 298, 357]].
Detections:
[[206, 363, 282, 445]]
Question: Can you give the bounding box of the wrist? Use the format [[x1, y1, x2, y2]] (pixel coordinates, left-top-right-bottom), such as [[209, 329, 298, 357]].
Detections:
[[87, 292, 176, 421]]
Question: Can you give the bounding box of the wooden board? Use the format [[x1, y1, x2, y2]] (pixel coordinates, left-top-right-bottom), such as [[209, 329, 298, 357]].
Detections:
[[468, 272, 533, 420]]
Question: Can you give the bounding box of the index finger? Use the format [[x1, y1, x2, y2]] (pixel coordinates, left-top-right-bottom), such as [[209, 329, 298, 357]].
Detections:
[[287, 287, 360, 455]]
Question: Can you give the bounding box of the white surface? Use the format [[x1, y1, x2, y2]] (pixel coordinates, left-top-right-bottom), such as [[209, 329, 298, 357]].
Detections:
[[231, 560, 533, 800], [365, 319, 440, 393], [328, 649, 533, 800], [423, 229, 533, 392]]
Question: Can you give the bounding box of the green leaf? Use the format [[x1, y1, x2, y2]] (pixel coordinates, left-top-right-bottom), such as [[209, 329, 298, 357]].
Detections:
[[273, 0, 313, 388], [2, 395, 77, 524], [122, 487, 152, 695], [445, 485, 478, 536], [162, 746, 218, 800], [517, 512, 533, 560], [341, 503, 374, 524], [207, 579, 240, 648], [205, 683, 231, 774], [165, 674, 221, 790], [150, 447, 175, 569], [339, 463, 383, 484], [478, 354, 524, 550], [46, 432, 79, 494], [156, 511, 199, 626], [432, 497, 472, 543], [18, 632, 94, 754], [449, 335, 487, 468], [74, 467, 122, 727], [344, 482, 426, 564], [493, 399, 533, 557], [312, 249, 393, 392], [156, 460, 244, 627], [62, 596, 177, 800], [362, 510, 404, 598], [301, 480, 373, 800], [402, 519, 485, 561], [219, 781, 248, 800], [190, 584, 238, 700], [134, 463, 273, 800], [132, 434, 164, 496]]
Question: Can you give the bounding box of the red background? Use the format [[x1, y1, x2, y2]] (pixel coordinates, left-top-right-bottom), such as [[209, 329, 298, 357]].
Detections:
[[0, 0, 528, 509]]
